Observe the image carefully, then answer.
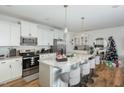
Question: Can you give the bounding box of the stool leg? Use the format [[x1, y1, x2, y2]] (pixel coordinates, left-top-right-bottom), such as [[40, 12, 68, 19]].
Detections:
[[81, 75, 88, 87], [88, 69, 94, 84]]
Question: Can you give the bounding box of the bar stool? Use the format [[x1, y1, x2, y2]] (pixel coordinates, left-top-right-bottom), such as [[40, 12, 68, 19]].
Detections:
[[60, 63, 81, 87], [88, 57, 96, 84], [69, 64, 81, 87], [59, 66, 71, 86], [95, 56, 100, 65], [80, 60, 90, 87], [95, 55, 100, 72]]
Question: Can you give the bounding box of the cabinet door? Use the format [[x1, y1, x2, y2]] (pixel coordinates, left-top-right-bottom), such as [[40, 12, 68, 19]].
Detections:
[[43, 30, 49, 45], [0, 61, 11, 83], [53, 30, 58, 39], [20, 21, 30, 37], [10, 23, 20, 46], [29, 23, 38, 37], [11, 59, 22, 79], [58, 31, 64, 40], [0, 21, 11, 46], [37, 27, 42, 45], [38, 28, 46, 45], [47, 30, 53, 45]]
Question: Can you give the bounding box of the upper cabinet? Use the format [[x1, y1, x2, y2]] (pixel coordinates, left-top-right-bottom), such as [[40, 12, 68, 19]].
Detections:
[[37, 27, 54, 46], [53, 30, 64, 40], [0, 20, 64, 46], [29, 23, 38, 37], [0, 21, 10, 46], [0, 21, 21, 46], [10, 23, 20, 46], [47, 30, 54, 45], [20, 20, 38, 37], [73, 34, 88, 46]]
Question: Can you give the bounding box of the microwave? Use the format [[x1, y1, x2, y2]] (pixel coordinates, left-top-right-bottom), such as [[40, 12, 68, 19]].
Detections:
[[20, 37, 37, 46]]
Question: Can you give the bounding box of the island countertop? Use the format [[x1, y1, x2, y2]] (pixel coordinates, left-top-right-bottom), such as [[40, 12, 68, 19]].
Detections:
[[39, 54, 93, 69]]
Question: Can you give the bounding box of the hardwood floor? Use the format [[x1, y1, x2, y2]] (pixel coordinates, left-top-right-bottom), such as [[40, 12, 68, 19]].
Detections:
[[0, 64, 124, 87], [0, 79, 40, 87]]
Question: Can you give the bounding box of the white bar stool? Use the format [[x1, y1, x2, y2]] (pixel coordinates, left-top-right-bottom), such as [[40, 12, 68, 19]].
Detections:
[[60, 63, 81, 87], [88, 57, 96, 84], [95, 56, 100, 65], [80, 60, 90, 87], [69, 64, 81, 87]]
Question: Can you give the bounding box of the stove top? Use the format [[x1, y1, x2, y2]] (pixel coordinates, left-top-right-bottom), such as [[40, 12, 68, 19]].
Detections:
[[19, 52, 39, 58]]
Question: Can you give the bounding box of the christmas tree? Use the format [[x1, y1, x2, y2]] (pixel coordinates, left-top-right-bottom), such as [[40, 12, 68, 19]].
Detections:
[[106, 36, 119, 68]]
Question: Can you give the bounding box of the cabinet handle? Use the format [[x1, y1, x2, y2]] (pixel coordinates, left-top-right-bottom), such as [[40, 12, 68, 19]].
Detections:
[[16, 60, 19, 61], [1, 62, 6, 64]]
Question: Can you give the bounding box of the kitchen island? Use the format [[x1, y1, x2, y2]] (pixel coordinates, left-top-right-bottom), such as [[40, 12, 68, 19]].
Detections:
[[39, 53, 93, 87]]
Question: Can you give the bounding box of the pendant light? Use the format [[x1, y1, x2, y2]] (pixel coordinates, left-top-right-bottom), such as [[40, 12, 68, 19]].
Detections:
[[64, 5, 68, 33], [81, 17, 85, 32]]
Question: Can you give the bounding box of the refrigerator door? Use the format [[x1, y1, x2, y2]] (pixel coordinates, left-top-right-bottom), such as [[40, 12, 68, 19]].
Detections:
[[53, 39, 66, 54]]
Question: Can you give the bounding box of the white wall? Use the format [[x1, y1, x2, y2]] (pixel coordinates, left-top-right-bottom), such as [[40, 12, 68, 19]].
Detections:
[[81, 26, 124, 57]]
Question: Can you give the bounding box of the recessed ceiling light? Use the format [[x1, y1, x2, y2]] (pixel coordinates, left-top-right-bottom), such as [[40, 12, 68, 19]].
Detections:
[[112, 5, 120, 8]]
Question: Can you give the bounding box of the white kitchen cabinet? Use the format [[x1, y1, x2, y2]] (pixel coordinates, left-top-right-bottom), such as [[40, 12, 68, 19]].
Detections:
[[20, 20, 38, 37], [74, 36, 80, 46], [38, 27, 47, 45], [38, 27, 54, 46], [53, 30, 64, 40], [0, 21, 11, 46], [20, 20, 30, 37], [0, 21, 21, 46], [47, 30, 54, 45], [0, 61, 11, 83], [10, 23, 20, 46], [0, 58, 22, 84], [29, 23, 38, 37], [53, 30, 58, 39], [58, 31, 64, 40], [11, 58, 22, 79]]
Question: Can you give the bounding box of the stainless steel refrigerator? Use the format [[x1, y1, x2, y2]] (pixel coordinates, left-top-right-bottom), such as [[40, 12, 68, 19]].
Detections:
[[53, 39, 66, 54]]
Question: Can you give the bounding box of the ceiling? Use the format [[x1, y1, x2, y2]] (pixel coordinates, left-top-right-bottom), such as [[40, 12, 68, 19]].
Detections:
[[0, 5, 124, 32]]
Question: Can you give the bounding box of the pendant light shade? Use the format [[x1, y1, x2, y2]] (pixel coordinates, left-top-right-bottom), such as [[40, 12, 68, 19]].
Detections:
[[81, 17, 85, 32], [64, 27, 68, 33]]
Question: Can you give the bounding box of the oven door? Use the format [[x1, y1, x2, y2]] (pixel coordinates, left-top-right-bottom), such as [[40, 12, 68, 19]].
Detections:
[[22, 57, 39, 77], [23, 58, 32, 69]]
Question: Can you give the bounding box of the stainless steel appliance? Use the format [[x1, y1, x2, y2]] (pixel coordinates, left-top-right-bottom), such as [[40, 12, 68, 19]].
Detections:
[[19, 52, 39, 77], [20, 37, 37, 46], [53, 39, 66, 54]]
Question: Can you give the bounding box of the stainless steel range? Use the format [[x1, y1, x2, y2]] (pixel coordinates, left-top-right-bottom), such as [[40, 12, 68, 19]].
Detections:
[[19, 52, 39, 78]]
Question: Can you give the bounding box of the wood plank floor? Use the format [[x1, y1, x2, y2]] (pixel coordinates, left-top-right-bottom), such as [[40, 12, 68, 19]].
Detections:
[[0, 64, 124, 87], [0, 79, 40, 87]]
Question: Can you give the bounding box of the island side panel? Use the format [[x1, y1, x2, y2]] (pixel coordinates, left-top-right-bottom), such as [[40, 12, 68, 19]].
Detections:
[[39, 62, 52, 87]]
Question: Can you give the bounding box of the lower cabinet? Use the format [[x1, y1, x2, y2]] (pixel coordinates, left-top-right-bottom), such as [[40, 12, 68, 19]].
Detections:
[[11, 58, 22, 80], [0, 58, 22, 84], [0, 61, 11, 84]]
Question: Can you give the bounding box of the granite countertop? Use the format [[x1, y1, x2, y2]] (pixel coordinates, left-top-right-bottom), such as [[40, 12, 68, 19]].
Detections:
[[0, 56, 22, 61]]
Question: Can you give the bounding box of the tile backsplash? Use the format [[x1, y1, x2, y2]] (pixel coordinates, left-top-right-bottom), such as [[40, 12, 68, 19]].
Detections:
[[0, 45, 50, 56], [0, 47, 10, 57]]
